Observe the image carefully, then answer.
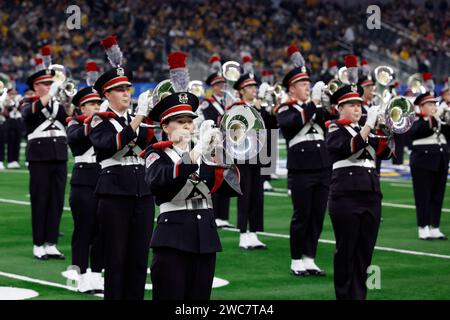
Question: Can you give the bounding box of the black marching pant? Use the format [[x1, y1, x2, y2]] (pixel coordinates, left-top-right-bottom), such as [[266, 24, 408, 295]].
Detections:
[[237, 165, 264, 233], [151, 247, 216, 300], [0, 123, 5, 162], [329, 193, 381, 300], [212, 193, 230, 221], [7, 120, 22, 163], [97, 194, 154, 300], [29, 161, 67, 245], [411, 164, 448, 227], [69, 185, 103, 274], [288, 169, 330, 259]]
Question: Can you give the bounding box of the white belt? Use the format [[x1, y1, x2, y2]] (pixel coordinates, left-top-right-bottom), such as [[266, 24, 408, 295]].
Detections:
[[74, 155, 97, 164], [27, 129, 67, 140], [100, 156, 144, 169], [412, 135, 447, 146], [333, 158, 376, 170], [289, 133, 324, 148], [159, 199, 213, 214]]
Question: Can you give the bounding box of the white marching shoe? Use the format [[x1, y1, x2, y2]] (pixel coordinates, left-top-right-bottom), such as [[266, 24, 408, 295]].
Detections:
[[263, 181, 274, 192], [418, 226, 431, 240], [247, 232, 267, 249], [33, 245, 48, 260], [215, 219, 233, 228], [429, 227, 448, 240], [77, 273, 94, 294], [0, 162, 5, 170], [89, 272, 104, 293], [302, 256, 326, 276], [7, 161, 20, 169], [290, 259, 309, 276], [44, 244, 65, 259], [239, 232, 251, 249]]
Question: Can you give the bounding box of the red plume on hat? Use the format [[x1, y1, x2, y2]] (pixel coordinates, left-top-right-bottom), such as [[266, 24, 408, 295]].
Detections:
[[287, 44, 305, 68], [360, 58, 370, 76], [34, 58, 44, 71], [100, 35, 123, 68], [168, 51, 190, 92], [40, 45, 52, 68], [422, 72, 435, 92], [85, 61, 99, 86], [208, 54, 222, 73], [344, 54, 358, 84], [241, 52, 254, 74]]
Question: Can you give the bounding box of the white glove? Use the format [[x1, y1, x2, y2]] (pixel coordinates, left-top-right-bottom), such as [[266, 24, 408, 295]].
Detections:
[[0, 89, 7, 106], [48, 81, 63, 98], [311, 81, 325, 102], [194, 120, 216, 155], [366, 105, 380, 129], [258, 82, 271, 99], [436, 102, 446, 118], [136, 90, 152, 116]]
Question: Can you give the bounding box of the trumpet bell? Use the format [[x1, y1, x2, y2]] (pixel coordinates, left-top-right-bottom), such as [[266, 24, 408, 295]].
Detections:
[[407, 73, 426, 96], [222, 61, 241, 82], [220, 104, 266, 161], [49, 64, 67, 83], [374, 66, 394, 87], [384, 96, 415, 134], [151, 79, 175, 108], [188, 80, 205, 98], [338, 67, 349, 85]]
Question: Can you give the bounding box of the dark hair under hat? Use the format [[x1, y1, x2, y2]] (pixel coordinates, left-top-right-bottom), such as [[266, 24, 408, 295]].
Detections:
[[72, 87, 102, 108], [233, 73, 258, 91], [414, 92, 437, 106], [331, 84, 364, 106], [93, 67, 133, 96], [148, 92, 199, 124], [282, 66, 310, 90], [26, 69, 55, 88], [205, 72, 226, 86]]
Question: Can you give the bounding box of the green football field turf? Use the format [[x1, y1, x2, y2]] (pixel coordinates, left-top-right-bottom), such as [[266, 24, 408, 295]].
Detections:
[[1, 153, 450, 300]]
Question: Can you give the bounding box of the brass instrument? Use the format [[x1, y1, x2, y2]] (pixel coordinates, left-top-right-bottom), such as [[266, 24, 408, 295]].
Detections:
[[49, 64, 78, 103], [221, 61, 240, 106], [407, 73, 426, 96], [373, 66, 415, 136], [188, 80, 205, 98], [0, 72, 11, 95]]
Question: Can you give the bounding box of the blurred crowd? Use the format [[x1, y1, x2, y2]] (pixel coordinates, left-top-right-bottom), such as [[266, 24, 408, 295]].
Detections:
[[0, 0, 448, 84]]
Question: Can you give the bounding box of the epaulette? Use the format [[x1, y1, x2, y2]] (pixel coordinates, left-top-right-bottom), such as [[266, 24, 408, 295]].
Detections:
[[150, 141, 174, 150], [84, 111, 116, 124], [225, 100, 245, 111], [66, 115, 87, 123], [205, 97, 215, 103], [325, 118, 353, 129], [415, 112, 427, 118]]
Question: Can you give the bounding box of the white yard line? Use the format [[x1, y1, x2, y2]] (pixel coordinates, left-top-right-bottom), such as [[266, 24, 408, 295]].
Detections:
[[0, 271, 77, 292], [2, 197, 450, 261]]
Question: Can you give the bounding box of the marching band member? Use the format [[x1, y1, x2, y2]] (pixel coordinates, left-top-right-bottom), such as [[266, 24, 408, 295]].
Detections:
[[66, 62, 104, 293], [226, 54, 269, 250], [410, 92, 448, 240], [438, 78, 450, 148], [0, 83, 7, 170], [0, 82, 23, 169], [22, 46, 73, 260], [88, 35, 156, 299], [326, 83, 392, 300], [144, 51, 241, 300], [276, 45, 331, 276], [200, 54, 232, 228], [357, 74, 374, 127]]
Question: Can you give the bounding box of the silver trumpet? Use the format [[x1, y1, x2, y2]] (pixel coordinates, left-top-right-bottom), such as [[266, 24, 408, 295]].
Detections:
[[49, 64, 78, 104], [373, 66, 415, 137]]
